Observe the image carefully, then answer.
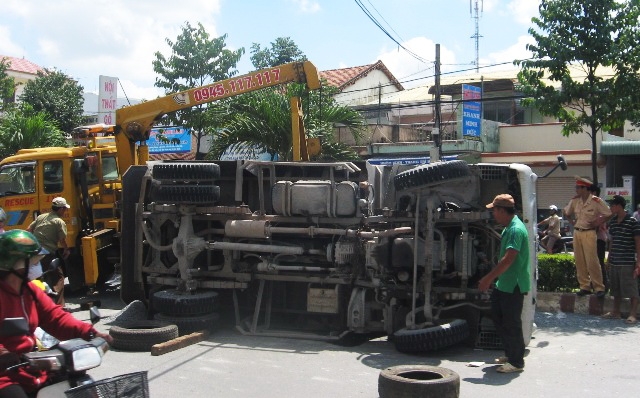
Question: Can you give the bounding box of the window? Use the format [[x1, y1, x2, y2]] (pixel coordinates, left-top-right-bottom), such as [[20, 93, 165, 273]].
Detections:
[[0, 162, 36, 195], [102, 156, 119, 181], [85, 154, 99, 185], [43, 160, 63, 193]]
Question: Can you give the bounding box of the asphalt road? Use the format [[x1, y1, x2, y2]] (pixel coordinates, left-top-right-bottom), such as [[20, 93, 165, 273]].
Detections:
[[66, 289, 639, 398]]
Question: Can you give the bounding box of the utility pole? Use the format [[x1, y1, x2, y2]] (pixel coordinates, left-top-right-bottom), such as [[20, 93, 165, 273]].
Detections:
[[431, 44, 442, 162], [470, 0, 483, 73]]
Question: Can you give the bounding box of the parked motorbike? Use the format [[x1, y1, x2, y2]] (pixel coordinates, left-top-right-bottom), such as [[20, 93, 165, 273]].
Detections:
[[1, 308, 149, 397]]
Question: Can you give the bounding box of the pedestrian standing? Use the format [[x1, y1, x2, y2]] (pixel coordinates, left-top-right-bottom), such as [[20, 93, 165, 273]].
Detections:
[[479, 194, 530, 373], [27, 197, 71, 306], [633, 204, 640, 220], [589, 185, 609, 292], [563, 176, 611, 298], [600, 195, 640, 324]]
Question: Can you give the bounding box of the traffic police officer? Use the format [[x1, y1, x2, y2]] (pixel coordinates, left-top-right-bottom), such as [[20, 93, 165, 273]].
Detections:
[[563, 176, 612, 297]]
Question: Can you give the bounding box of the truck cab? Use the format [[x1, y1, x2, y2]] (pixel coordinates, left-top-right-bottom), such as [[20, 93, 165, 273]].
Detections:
[[0, 134, 121, 290]]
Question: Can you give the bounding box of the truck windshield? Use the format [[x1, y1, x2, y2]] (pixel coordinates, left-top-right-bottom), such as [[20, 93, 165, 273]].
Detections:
[[0, 162, 36, 196]]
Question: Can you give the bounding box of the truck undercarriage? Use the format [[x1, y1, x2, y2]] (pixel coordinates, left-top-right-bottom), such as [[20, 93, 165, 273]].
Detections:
[[120, 159, 537, 352]]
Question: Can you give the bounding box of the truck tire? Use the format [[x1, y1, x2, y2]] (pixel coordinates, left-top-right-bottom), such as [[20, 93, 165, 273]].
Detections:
[[109, 320, 178, 351], [394, 160, 470, 191], [378, 365, 460, 398], [152, 163, 220, 181], [392, 319, 469, 353], [154, 312, 220, 336], [150, 185, 220, 204], [152, 289, 219, 316], [120, 165, 149, 305]]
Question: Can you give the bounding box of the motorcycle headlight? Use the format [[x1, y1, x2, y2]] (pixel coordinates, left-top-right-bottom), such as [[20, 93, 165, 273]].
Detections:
[[70, 346, 102, 372]]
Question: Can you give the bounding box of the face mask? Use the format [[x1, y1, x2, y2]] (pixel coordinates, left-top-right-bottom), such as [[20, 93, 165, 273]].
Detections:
[[28, 263, 43, 280]]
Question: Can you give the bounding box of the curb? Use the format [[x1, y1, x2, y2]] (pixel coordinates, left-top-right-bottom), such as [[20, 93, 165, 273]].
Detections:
[[536, 292, 631, 316]]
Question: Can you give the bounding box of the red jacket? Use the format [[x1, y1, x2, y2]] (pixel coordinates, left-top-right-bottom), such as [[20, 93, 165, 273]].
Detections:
[[0, 280, 96, 392]]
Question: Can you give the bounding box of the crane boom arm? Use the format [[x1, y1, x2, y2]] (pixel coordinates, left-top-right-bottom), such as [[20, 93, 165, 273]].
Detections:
[[115, 61, 321, 170]]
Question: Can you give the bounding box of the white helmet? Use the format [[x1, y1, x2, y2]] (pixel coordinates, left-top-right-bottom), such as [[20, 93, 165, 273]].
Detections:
[[549, 205, 558, 212]]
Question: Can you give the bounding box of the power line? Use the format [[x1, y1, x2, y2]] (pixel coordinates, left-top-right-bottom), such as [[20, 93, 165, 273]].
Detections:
[[338, 59, 525, 97], [354, 0, 430, 64]]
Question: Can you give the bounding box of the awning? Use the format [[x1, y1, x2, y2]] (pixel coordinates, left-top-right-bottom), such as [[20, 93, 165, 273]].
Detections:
[[601, 141, 640, 155]]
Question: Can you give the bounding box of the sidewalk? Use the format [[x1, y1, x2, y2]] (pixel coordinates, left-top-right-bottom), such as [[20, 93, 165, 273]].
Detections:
[[536, 291, 631, 316]]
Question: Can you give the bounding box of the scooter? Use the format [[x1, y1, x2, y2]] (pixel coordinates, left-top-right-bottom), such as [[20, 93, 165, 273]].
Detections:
[[537, 227, 567, 254], [2, 308, 148, 397]]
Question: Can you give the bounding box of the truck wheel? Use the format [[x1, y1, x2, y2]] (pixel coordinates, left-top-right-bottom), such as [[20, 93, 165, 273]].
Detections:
[[394, 160, 470, 191], [120, 165, 149, 305], [109, 320, 178, 351], [152, 163, 220, 181], [392, 319, 469, 353], [153, 312, 220, 336], [150, 184, 220, 204], [152, 289, 219, 316], [378, 365, 460, 398]]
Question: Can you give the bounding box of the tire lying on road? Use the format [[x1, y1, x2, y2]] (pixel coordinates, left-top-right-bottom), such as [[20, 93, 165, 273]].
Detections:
[[153, 312, 220, 336], [378, 365, 460, 398], [109, 320, 179, 351]]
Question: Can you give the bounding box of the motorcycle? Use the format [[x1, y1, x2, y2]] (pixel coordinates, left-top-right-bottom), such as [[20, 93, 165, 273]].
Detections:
[[1, 308, 149, 397], [537, 227, 568, 254]]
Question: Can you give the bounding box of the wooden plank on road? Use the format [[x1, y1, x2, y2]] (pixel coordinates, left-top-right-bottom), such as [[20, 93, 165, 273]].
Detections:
[[151, 330, 209, 356]]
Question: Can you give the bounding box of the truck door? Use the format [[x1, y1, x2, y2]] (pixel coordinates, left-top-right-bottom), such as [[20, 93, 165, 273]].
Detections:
[[0, 161, 39, 229]]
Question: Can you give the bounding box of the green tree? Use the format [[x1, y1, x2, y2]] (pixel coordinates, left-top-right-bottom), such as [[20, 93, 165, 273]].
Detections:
[[19, 69, 84, 133], [152, 22, 244, 159], [207, 83, 365, 161], [0, 104, 67, 158], [250, 37, 306, 69], [517, 0, 640, 185], [0, 57, 16, 112]]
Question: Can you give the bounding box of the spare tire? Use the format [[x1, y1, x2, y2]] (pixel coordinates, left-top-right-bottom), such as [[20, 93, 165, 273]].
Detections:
[[153, 312, 220, 336], [152, 289, 219, 316], [109, 320, 178, 351], [378, 365, 460, 398], [393, 319, 469, 353], [394, 160, 470, 191]]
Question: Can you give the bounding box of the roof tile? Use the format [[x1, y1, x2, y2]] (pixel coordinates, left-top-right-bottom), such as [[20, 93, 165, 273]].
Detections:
[[320, 60, 404, 92], [0, 55, 45, 75]]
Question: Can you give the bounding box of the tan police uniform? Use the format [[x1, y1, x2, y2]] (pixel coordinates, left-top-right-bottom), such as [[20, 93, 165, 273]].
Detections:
[[563, 181, 612, 293]]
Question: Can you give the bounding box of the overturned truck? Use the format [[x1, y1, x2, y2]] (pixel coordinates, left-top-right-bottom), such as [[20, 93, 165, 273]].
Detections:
[[119, 159, 538, 352]]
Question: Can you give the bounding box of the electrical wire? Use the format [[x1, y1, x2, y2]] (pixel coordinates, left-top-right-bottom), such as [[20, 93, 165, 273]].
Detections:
[[354, 0, 430, 64]]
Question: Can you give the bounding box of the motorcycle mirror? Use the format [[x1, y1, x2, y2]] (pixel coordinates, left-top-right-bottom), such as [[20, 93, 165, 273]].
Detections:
[[89, 306, 101, 325], [0, 317, 29, 336]]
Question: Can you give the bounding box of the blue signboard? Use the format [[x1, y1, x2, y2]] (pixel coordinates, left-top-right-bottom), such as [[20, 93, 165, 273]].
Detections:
[[148, 127, 191, 154], [462, 84, 481, 138]]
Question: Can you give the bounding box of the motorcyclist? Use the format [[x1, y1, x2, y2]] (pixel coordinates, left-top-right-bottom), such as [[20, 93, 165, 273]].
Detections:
[[537, 205, 562, 254], [0, 230, 112, 398]]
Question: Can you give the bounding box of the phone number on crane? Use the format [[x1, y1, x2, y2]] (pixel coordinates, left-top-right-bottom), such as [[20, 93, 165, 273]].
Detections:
[[193, 68, 282, 103]]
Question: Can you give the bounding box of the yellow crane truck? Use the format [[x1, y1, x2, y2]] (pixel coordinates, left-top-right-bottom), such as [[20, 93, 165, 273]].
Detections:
[[0, 130, 121, 291]]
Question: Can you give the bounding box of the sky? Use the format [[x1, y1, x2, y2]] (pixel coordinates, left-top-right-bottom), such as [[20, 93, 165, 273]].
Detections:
[[0, 0, 539, 101]]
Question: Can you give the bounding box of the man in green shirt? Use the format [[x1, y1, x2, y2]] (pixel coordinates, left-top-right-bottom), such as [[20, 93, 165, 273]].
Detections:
[[479, 194, 530, 373]]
